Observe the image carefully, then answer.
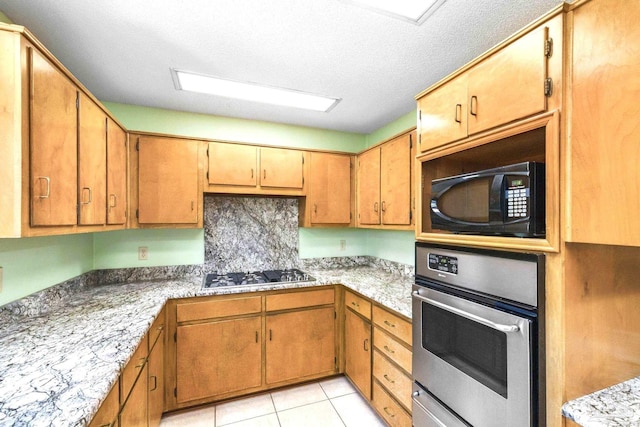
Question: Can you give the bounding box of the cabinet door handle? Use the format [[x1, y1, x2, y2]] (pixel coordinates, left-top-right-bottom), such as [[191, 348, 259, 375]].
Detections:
[[470, 95, 478, 116], [381, 201, 386, 212], [351, 301, 359, 308], [374, 202, 378, 213], [150, 375, 158, 391], [135, 357, 146, 369], [109, 194, 117, 209], [383, 407, 395, 418], [251, 168, 254, 179], [191, 201, 195, 211], [37, 176, 51, 199], [384, 320, 396, 328], [455, 103, 462, 123], [81, 187, 92, 205], [363, 339, 369, 351], [269, 329, 273, 341], [255, 331, 259, 343], [383, 345, 395, 354], [383, 374, 395, 384], [263, 169, 267, 180], [314, 204, 318, 214]]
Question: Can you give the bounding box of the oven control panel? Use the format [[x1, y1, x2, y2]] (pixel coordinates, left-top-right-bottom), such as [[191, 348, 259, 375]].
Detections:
[[428, 253, 458, 275]]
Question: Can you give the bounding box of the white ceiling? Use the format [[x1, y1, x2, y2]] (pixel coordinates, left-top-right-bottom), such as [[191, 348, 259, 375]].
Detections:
[[0, 0, 562, 134]]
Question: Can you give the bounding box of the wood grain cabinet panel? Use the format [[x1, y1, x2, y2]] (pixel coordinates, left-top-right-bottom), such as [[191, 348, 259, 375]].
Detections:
[[266, 307, 336, 384], [357, 147, 381, 225], [380, 132, 413, 226], [207, 142, 257, 187], [373, 327, 412, 374], [418, 73, 468, 152], [345, 291, 371, 320], [373, 351, 412, 411], [148, 320, 164, 427], [119, 363, 148, 427], [176, 316, 262, 403], [106, 118, 127, 225], [29, 47, 78, 226], [372, 381, 411, 427], [259, 147, 304, 189], [88, 379, 119, 427], [372, 306, 412, 347], [78, 92, 107, 225], [344, 308, 372, 399], [307, 152, 352, 225], [567, 0, 640, 246], [137, 135, 199, 224]]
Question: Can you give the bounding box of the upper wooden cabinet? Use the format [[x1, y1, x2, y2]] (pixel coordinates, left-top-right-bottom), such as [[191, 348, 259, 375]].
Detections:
[[0, 25, 128, 237], [357, 130, 415, 229], [301, 152, 353, 227], [566, 0, 640, 246], [417, 12, 563, 152], [29, 47, 78, 227], [207, 142, 305, 195], [106, 118, 127, 225], [132, 134, 201, 226]]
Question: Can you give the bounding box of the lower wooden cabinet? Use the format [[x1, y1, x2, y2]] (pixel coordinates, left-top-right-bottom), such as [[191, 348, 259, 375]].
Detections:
[[266, 307, 336, 384], [168, 287, 338, 410], [176, 316, 262, 403], [89, 379, 119, 427], [120, 363, 148, 426], [148, 314, 165, 427], [344, 307, 372, 399], [372, 381, 412, 427]]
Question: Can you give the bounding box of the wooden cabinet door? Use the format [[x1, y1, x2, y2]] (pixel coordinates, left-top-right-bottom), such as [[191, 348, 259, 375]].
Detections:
[[148, 327, 164, 427], [120, 363, 148, 427], [380, 133, 412, 226], [345, 308, 372, 399], [106, 118, 127, 225], [308, 152, 351, 224], [357, 147, 380, 225], [208, 142, 257, 186], [88, 379, 119, 427], [176, 317, 262, 403], [266, 307, 335, 384], [259, 147, 304, 189], [138, 136, 198, 224], [29, 47, 78, 226], [78, 93, 106, 225], [418, 73, 468, 151], [568, 0, 640, 246], [467, 22, 548, 135]]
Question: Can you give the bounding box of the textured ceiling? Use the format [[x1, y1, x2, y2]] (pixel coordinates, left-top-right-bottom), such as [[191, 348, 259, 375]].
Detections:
[[0, 0, 562, 133]]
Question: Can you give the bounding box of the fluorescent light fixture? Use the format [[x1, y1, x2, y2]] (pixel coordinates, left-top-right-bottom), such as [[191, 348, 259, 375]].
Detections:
[[171, 69, 340, 112], [343, 0, 447, 24]]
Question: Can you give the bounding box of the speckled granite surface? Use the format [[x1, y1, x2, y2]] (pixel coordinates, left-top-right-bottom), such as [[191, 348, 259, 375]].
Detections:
[[0, 263, 412, 426], [562, 377, 640, 426]]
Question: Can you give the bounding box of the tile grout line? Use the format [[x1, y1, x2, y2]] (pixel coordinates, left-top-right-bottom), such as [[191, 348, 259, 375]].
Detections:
[[270, 390, 283, 427]]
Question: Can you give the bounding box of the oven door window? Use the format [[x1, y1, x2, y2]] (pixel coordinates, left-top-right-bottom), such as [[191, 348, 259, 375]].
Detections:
[[422, 302, 507, 398]]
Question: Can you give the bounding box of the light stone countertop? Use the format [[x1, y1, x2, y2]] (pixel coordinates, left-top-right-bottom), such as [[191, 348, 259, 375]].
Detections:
[[0, 266, 412, 427], [562, 377, 640, 426]]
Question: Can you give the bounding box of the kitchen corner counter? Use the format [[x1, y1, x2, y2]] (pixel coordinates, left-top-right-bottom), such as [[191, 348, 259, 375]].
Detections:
[[562, 377, 640, 426], [0, 264, 413, 426]]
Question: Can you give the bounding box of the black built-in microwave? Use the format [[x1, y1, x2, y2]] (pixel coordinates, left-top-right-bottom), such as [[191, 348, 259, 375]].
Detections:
[[430, 161, 545, 237]]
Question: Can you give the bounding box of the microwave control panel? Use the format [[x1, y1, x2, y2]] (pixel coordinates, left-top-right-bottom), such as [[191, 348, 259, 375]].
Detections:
[[506, 176, 529, 219], [428, 253, 458, 275]]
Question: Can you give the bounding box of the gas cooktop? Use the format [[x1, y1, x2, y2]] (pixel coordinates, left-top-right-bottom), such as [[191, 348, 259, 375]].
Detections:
[[202, 268, 314, 289]]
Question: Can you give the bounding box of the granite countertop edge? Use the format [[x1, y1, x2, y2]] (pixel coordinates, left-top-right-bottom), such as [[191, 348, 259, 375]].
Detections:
[[562, 377, 640, 427], [0, 265, 412, 427]]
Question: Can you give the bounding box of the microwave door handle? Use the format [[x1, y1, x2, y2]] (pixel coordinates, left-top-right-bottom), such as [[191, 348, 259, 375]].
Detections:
[[412, 291, 520, 333], [488, 174, 504, 223]]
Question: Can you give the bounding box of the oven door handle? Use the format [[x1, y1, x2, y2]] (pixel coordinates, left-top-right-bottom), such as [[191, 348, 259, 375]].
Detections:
[[412, 291, 520, 333]]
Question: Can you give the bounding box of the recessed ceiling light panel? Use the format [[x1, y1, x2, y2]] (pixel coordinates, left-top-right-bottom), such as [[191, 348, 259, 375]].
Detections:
[[343, 0, 447, 24], [171, 69, 340, 112]]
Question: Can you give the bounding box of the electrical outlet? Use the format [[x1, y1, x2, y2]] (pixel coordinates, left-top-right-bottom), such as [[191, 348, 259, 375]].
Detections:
[[340, 240, 346, 251], [138, 247, 149, 261]]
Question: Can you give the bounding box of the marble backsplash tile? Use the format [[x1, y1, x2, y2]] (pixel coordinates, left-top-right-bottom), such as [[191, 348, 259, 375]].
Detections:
[[301, 256, 414, 278], [204, 195, 300, 273]]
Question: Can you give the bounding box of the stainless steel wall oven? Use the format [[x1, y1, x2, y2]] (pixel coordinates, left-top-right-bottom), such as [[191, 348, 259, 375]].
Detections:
[[412, 243, 545, 427]]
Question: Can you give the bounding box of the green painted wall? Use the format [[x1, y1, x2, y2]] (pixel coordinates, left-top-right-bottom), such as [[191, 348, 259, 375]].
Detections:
[[103, 102, 367, 153], [0, 10, 12, 24], [0, 234, 93, 306], [365, 110, 416, 147]]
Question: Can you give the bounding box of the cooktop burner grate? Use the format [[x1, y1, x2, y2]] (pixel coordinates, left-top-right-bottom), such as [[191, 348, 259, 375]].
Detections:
[[203, 268, 314, 289]]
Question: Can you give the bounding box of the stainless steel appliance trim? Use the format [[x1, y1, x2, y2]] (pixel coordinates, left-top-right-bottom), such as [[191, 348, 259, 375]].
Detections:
[[415, 245, 538, 307], [412, 290, 519, 333], [412, 386, 469, 427]]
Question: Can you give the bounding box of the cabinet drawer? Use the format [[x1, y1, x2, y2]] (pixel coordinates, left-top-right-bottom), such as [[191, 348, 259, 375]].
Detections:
[[122, 334, 148, 401], [372, 306, 411, 346], [372, 381, 412, 427], [149, 307, 165, 351], [373, 327, 411, 374], [177, 296, 262, 323], [345, 291, 371, 320], [373, 351, 412, 411], [266, 288, 334, 312]]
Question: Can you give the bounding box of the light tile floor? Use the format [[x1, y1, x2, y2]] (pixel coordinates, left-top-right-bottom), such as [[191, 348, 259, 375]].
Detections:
[[160, 376, 387, 427]]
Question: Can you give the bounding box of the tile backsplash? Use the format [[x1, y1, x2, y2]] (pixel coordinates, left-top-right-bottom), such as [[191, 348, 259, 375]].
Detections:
[[204, 195, 300, 273]]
